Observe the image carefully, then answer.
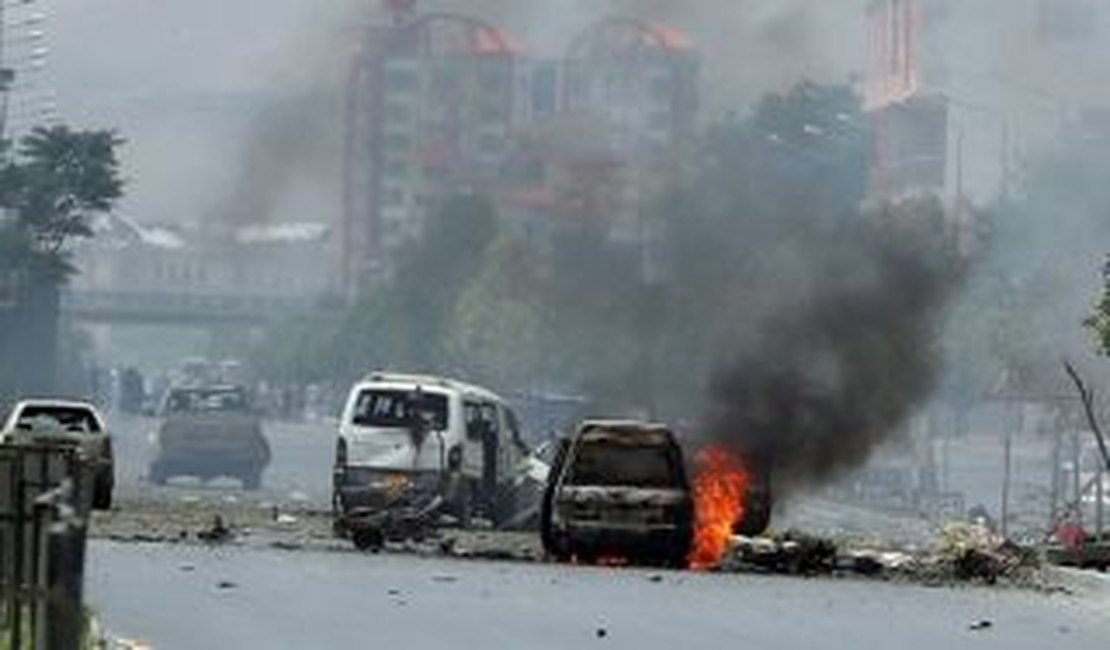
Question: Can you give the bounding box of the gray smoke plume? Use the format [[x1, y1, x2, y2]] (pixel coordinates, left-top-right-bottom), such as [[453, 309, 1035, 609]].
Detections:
[[703, 214, 958, 497], [208, 93, 342, 227]]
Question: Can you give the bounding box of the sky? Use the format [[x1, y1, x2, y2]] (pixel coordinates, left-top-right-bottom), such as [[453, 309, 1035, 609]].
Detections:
[[35, 0, 867, 225]]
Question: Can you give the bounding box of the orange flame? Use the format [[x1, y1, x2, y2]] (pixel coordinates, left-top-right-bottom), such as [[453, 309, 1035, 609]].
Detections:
[[688, 445, 749, 570]]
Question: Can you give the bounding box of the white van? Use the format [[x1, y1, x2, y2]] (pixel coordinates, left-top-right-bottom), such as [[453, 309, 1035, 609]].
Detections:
[[333, 372, 529, 530]]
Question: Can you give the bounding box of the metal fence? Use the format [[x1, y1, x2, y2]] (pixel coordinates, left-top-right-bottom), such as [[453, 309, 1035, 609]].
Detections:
[[0, 442, 91, 650]]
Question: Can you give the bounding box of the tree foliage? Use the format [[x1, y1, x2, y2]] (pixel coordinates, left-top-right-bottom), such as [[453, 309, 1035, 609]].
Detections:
[[0, 126, 124, 281]]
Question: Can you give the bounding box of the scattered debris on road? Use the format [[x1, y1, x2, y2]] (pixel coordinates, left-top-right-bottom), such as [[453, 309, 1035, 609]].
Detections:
[[716, 522, 1044, 587], [197, 515, 233, 543]]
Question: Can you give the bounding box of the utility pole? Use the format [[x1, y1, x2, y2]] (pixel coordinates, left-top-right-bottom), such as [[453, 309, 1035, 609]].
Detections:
[[0, 0, 11, 142], [1000, 403, 1014, 538]]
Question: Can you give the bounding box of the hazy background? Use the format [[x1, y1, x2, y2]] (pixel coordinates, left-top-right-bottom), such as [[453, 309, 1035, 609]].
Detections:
[[42, 0, 868, 226]]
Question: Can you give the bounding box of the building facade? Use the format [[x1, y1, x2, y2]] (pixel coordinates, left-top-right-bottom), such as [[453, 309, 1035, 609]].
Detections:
[[340, 6, 701, 297], [866, 0, 1110, 204]]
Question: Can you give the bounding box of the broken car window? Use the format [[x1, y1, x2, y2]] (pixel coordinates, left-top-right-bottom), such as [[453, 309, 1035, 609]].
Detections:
[[352, 389, 449, 430]]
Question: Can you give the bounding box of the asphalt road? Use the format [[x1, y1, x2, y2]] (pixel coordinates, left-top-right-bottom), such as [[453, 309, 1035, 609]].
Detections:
[[87, 541, 1109, 650]]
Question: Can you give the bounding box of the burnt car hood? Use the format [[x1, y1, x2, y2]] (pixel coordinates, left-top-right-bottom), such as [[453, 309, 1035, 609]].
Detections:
[[556, 485, 688, 507]]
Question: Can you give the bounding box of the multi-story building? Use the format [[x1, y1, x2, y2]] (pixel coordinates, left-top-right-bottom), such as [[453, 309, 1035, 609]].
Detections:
[[866, 0, 1110, 204], [341, 5, 702, 296], [341, 8, 527, 295], [496, 17, 698, 246]]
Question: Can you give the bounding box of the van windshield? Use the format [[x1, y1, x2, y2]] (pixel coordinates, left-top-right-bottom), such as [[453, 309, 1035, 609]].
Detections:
[[352, 389, 449, 430], [566, 442, 677, 488]]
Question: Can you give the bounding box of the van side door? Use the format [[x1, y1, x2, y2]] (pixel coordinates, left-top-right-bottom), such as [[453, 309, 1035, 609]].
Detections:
[[462, 400, 486, 480]]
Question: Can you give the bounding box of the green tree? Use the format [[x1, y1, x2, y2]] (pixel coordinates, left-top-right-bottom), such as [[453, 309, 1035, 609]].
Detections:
[[445, 231, 544, 387], [0, 125, 125, 280]]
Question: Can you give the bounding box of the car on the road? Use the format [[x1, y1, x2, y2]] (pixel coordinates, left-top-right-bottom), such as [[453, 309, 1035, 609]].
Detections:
[[333, 372, 531, 547], [541, 420, 694, 568], [1, 398, 115, 510], [149, 385, 271, 489]]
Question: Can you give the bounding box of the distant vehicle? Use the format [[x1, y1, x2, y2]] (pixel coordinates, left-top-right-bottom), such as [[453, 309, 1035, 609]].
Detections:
[[333, 372, 531, 548], [149, 385, 271, 489], [1, 398, 115, 510], [541, 420, 694, 568]]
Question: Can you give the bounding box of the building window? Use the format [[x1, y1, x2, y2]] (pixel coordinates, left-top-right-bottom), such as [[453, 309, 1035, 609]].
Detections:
[[1038, 0, 1097, 41], [384, 102, 410, 124], [384, 68, 418, 92], [383, 132, 412, 151], [384, 188, 406, 207], [531, 63, 557, 113], [478, 133, 503, 155]]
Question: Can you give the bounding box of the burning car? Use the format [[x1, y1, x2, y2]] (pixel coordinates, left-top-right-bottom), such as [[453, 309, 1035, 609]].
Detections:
[[541, 420, 694, 568], [149, 385, 271, 489]]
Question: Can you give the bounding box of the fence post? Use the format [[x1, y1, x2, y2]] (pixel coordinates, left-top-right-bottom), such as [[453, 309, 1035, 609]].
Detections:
[[43, 515, 85, 650]]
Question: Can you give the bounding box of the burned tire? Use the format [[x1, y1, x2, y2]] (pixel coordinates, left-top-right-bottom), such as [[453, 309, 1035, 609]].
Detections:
[[736, 490, 772, 536], [448, 479, 473, 529], [93, 474, 113, 511], [352, 527, 385, 553]]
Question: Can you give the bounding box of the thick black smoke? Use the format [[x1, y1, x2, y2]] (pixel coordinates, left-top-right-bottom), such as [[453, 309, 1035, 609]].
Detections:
[[704, 215, 958, 497]]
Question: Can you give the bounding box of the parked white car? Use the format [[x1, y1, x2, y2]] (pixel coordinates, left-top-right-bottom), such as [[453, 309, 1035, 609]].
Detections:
[[1, 398, 115, 510]]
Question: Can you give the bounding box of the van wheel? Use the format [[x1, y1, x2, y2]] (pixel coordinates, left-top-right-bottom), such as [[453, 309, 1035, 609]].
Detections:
[[445, 477, 472, 528], [352, 527, 385, 552]]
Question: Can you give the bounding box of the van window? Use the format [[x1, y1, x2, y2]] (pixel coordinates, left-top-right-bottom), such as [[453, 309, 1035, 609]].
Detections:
[[504, 408, 528, 452], [352, 389, 448, 430]]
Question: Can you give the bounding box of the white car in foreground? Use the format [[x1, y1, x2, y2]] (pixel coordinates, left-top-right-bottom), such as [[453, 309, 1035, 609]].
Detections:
[[1, 398, 115, 510]]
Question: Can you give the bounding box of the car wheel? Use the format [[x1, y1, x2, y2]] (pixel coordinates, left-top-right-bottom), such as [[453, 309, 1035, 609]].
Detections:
[[92, 475, 113, 511], [352, 527, 385, 552]]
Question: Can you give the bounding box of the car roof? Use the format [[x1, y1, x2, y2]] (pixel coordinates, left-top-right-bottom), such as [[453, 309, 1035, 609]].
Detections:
[[354, 372, 504, 403], [575, 420, 675, 444], [578, 419, 671, 432], [14, 398, 99, 411]]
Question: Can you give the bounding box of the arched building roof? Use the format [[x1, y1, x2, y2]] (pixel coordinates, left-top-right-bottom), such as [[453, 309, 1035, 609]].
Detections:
[[405, 12, 523, 56], [568, 16, 694, 60]]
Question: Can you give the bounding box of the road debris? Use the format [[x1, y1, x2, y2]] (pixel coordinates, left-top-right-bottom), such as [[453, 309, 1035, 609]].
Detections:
[[717, 522, 1043, 587], [197, 515, 233, 543]]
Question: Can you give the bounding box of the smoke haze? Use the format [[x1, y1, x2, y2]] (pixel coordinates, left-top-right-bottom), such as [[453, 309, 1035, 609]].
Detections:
[[701, 213, 957, 497], [44, 0, 867, 224]]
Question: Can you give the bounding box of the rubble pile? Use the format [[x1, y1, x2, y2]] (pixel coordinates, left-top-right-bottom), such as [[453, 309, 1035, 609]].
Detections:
[[719, 522, 1043, 587]]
